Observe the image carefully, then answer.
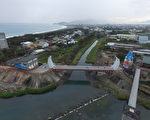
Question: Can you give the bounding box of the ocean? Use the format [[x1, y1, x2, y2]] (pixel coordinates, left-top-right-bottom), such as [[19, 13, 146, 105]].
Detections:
[[0, 23, 66, 38]]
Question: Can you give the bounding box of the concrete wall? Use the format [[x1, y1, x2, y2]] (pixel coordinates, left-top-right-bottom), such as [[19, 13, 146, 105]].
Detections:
[[0, 40, 9, 49], [0, 33, 9, 49]]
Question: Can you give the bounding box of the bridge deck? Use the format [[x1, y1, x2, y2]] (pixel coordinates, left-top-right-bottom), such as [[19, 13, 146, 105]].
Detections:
[[54, 65, 115, 71], [128, 69, 141, 108]]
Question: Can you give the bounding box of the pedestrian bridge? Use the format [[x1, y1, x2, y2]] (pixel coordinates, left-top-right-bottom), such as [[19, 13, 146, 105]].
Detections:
[[48, 56, 148, 120], [48, 56, 121, 72], [122, 69, 141, 120]]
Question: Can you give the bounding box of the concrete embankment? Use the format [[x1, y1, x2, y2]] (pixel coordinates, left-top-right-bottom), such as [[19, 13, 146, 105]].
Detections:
[[0, 67, 70, 96]]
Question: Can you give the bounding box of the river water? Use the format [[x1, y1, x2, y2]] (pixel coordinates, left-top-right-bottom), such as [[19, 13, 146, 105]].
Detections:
[[0, 41, 149, 120]]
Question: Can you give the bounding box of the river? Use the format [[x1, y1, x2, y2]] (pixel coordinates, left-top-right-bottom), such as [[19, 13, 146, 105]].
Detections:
[[0, 41, 149, 120]]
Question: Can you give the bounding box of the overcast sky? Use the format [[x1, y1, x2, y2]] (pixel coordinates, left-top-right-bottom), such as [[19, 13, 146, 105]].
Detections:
[[0, 0, 150, 24]]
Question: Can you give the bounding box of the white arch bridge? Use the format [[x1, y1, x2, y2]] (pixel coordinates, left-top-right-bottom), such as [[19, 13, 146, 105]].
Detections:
[[48, 56, 121, 72], [48, 56, 144, 120]]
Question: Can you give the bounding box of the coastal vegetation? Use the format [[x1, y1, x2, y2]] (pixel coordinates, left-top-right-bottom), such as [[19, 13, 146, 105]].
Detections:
[[0, 82, 57, 98], [0, 28, 82, 64]]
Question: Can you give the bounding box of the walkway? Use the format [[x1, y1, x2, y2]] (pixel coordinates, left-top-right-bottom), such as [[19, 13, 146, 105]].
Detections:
[[54, 65, 115, 72], [122, 69, 141, 120], [48, 56, 121, 71], [128, 69, 141, 108]]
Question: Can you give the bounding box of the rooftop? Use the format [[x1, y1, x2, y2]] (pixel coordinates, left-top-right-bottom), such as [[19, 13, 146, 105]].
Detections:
[[143, 55, 150, 64], [7, 55, 38, 65], [139, 36, 149, 41]]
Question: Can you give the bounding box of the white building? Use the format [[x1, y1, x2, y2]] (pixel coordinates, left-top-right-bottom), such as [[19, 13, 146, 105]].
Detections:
[[21, 41, 34, 48], [107, 42, 142, 49], [105, 30, 113, 33], [32, 49, 45, 55], [68, 39, 78, 44], [0, 33, 9, 49], [73, 30, 83, 36], [37, 41, 49, 48], [116, 34, 138, 41]]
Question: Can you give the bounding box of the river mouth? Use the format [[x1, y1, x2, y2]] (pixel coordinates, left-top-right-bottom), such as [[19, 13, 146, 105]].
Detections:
[[0, 40, 149, 120]]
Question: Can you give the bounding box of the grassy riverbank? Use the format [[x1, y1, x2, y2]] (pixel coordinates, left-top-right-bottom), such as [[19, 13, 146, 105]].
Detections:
[[39, 34, 97, 65], [0, 82, 57, 98], [86, 38, 105, 64], [72, 38, 96, 65], [95, 79, 129, 100], [95, 79, 150, 109]]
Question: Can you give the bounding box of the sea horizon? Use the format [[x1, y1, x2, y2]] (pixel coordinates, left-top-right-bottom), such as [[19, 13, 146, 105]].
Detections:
[[0, 23, 67, 38]]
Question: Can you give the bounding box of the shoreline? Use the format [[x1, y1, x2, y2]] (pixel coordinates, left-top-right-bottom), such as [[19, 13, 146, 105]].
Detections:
[[0, 70, 71, 99], [6, 25, 67, 39]]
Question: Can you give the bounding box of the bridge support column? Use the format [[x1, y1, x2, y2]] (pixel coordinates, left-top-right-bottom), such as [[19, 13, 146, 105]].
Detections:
[[122, 105, 140, 120]]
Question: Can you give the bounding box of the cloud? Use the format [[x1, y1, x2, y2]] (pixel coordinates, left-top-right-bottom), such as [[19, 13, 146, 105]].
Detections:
[[0, 0, 150, 24]]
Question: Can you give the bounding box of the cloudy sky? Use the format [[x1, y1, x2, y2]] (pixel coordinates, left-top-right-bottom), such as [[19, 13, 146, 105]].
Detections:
[[0, 0, 150, 24]]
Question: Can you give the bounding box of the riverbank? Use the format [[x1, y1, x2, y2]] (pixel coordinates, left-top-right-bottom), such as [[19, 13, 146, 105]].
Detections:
[[95, 79, 150, 109], [0, 82, 57, 98], [85, 37, 150, 109], [72, 38, 96, 65], [0, 33, 149, 120], [0, 27, 101, 98], [86, 38, 106, 64]]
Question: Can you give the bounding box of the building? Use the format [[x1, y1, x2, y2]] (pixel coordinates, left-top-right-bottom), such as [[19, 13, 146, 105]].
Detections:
[[32, 49, 45, 55], [7, 55, 38, 70], [37, 41, 49, 48], [138, 36, 150, 44], [116, 34, 138, 41], [21, 41, 37, 49], [142, 55, 150, 68], [0, 33, 9, 49], [67, 39, 78, 45], [73, 30, 83, 36], [107, 42, 142, 49], [133, 49, 150, 55], [105, 30, 113, 34]]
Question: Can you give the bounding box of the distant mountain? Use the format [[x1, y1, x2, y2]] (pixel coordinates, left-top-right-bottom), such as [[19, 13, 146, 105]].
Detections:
[[55, 19, 101, 25], [140, 20, 150, 24], [69, 19, 99, 25], [53, 22, 68, 25]]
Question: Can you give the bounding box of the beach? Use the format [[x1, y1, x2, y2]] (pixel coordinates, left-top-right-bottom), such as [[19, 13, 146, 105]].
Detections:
[[0, 23, 67, 38]]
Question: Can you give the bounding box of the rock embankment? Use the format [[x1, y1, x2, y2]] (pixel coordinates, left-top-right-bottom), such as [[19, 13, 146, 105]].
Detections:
[[0, 69, 65, 92]]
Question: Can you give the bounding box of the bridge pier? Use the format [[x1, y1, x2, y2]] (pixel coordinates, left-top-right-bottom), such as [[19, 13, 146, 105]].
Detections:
[[122, 105, 140, 120]]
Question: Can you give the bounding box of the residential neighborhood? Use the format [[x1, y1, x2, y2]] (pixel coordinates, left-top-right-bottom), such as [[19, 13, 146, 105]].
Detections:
[[0, 25, 150, 72]]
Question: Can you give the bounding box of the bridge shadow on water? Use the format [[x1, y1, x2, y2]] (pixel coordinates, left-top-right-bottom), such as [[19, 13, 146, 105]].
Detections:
[[64, 80, 91, 85]]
